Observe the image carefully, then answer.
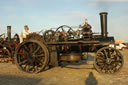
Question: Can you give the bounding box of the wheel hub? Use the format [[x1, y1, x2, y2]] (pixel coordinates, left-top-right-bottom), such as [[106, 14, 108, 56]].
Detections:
[[106, 58, 112, 64]]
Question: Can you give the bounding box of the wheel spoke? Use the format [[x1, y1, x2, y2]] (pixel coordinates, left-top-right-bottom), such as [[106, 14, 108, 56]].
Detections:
[[33, 45, 41, 54], [98, 52, 105, 58], [35, 58, 44, 65], [96, 57, 105, 60], [23, 44, 29, 52], [32, 43, 37, 52], [108, 48, 111, 58], [28, 66, 35, 72], [110, 50, 116, 56], [35, 54, 45, 57], [17, 53, 26, 55], [29, 43, 33, 53], [103, 49, 108, 58], [23, 63, 28, 70], [19, 60, 28, 66]]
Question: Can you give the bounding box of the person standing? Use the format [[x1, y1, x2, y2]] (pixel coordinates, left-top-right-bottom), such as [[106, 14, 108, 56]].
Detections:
[[79, 19, 92, 31], [79, 19, 92, 40]]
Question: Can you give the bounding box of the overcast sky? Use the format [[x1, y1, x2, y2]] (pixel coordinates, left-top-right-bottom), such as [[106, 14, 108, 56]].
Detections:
[[0, 0, 128, 41]]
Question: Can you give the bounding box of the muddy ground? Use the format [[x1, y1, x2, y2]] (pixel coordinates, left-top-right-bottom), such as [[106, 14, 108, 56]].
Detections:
[[0, 50, 128, 85]]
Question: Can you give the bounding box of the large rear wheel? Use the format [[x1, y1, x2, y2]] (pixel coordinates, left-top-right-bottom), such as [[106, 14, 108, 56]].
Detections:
[[15, 40, 49, 73]]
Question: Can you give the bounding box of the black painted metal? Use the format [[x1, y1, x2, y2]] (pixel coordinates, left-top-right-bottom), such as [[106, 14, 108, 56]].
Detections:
[[7, 26, 11, 42], [100, 12, 108, 38]]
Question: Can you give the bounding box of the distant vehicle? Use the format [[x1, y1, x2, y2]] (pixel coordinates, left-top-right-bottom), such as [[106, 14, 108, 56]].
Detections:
[[116, 43, 126, 50], [125, 43, 128, 49], [109, 43, 126, 50]]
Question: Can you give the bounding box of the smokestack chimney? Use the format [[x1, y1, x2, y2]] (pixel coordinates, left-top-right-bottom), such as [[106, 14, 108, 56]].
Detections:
[[7, 26, 11, 42], [99, 12, 108, 38]]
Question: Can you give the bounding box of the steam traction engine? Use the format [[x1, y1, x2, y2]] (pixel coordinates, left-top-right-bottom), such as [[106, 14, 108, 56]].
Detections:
[[0, 26, 19, 63], [14, 12, 124, 74]]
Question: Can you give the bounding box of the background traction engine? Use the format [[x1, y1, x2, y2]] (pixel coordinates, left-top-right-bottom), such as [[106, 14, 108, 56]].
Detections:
[[0, 26, 20, 63], [15, 12, 123, 74]]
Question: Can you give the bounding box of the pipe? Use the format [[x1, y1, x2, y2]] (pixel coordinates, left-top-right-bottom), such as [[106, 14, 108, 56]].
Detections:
[[7, 26, 11, 42], [99, 12, 108, 38]]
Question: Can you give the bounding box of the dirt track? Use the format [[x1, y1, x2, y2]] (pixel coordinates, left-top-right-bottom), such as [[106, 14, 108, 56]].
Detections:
[[0, 50, 128, 85]]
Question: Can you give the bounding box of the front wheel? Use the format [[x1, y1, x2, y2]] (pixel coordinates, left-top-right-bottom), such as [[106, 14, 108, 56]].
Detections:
[[94, 47, 124, 74]]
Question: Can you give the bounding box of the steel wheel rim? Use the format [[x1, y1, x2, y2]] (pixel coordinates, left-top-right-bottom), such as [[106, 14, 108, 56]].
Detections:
[[15, 40, 49, 73], [94, 47, 124, 74]]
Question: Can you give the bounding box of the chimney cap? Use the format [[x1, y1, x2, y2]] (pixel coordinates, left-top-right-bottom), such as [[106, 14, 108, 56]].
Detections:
[[99, 12, 108, 15]]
